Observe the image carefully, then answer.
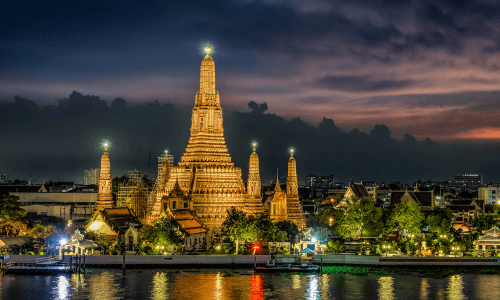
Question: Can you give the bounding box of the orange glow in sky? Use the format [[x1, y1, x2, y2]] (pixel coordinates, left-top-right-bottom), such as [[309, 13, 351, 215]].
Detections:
[[455, 127, 500, 139]]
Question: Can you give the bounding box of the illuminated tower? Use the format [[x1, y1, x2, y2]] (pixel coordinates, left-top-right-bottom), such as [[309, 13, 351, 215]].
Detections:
[[246, 143, 264, 215], [286, 149, 305, 228], [94, 143, 113, 211], [148, 43, 251, 229]]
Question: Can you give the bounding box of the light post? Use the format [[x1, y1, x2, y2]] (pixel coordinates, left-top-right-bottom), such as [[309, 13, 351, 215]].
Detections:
[[383, 245, 391, 257]]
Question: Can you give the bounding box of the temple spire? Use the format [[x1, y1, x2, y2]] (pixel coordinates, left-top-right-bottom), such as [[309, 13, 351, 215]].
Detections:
[[94, 142, 113, 212]]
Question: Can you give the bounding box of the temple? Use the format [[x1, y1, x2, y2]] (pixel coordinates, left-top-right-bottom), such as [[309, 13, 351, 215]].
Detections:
[[147, 43, 263, 229], [94, 143, 113, 212], [137, 43, 306, 230], [285, 150, 306, 228]]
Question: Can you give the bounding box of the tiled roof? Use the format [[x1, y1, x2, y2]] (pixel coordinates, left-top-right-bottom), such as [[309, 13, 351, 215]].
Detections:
[[171, 209, 208, 236], [390, 191, 433, 207], [101, 207, 142, 233], [350, 182, 369, 198]]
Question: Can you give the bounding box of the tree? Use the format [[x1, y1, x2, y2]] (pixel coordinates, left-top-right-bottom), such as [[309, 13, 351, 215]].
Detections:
[[252, 213, 277, 244], [221, 208, 257, 254], [152, 216, 184, 247], [0, 194, 28, 236], [276, 220, 299, 241], [332, 196, 385, 239], [27, 224, 57, 239], [389, 201, 424, 236], [425, 208, 453, 235], [472, 214, 496, 233]]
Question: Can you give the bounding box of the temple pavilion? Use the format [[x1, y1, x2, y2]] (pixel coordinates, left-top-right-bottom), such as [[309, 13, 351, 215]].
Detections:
[[474, 226, 500, 254]]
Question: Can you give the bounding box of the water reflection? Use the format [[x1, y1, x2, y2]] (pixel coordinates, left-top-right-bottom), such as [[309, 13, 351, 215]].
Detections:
[[474, 274, 500, 299], [249, 274, 264, 300], [87, 271, 119, 300], [420, 278, 429, 300], [151, 272, 168, 300], [306, 275, 319, 300], [447, 275, 464, 300], [292, 274, 301, 289], [52, 275, 71, 300], [378, 276, 395, 300]]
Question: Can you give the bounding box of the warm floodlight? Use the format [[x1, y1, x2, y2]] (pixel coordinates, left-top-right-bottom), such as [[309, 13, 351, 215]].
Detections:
[[290, 148, 295, 157], [204, 42, 212, 55], [59, 238, 68, 246], [103, 142, 109, 151], [311, 237, 317, 243]]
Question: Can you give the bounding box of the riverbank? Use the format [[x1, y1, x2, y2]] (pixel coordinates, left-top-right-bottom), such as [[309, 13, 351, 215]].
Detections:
[[5, 254, 500, 269]]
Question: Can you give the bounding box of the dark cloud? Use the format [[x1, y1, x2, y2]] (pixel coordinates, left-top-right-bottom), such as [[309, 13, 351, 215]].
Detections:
[[315, 75, 416, 92], [2, 94, 500, 186]]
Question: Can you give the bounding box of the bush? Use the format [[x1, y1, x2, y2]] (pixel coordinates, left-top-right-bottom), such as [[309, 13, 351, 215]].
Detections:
[[224, 249, 231, 254], [111, 250, 118, 255], [26, 251, 35, 255], [143, 246, 154, 255], [283, 247, 290, 255]]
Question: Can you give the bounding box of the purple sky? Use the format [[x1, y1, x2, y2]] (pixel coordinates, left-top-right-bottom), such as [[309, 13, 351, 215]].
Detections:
[[2, 0, 500, 142]]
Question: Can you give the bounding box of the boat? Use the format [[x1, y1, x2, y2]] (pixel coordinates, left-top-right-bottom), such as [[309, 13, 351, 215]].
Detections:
[[1, 255, 76, 274], [255, 255, 321, 273]]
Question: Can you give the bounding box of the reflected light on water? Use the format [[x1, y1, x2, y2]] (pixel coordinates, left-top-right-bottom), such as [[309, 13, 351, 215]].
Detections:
[[306, 275, 319, 300], [447, 274, 464, 300], [151, 272, 169, 300], [214, 273, 223, 300], [293, 275, 301, 289], [53, 275, 70, 300], [88, 271, 118, 300], [249, 275, 264, 300], [378, 276, 395, 300], [420, 278, 429, 300]]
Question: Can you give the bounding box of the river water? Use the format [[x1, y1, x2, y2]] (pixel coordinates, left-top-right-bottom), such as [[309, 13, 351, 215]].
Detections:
[[1, 268, 499, 300]]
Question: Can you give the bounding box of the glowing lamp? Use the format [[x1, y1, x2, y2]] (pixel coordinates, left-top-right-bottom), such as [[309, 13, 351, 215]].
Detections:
[[311, 237, 317, 243], [59, 238, 68, 246]]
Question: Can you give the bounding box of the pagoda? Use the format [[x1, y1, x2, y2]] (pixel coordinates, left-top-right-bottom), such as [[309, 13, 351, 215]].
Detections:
[[94, 142, 113, 212], [148, 43, 262, 229], [285, 149, 306, 228]]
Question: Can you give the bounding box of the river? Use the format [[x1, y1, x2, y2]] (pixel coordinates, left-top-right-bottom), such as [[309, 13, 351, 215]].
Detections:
[[1, 268, 499, 299]]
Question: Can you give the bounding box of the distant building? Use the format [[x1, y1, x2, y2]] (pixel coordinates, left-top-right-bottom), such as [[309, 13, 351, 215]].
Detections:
[[478, 184, 500, 204], [305, 174, 334, 188], [10, 191, 97, 223], [0, 173, 9, 184], [389, 190, 435, 211], [84, 168, 100, 185], [448, 174, 482, 191]]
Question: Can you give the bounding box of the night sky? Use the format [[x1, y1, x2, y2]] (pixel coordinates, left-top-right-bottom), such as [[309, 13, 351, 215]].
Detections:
[[1, 0, 500, 185]]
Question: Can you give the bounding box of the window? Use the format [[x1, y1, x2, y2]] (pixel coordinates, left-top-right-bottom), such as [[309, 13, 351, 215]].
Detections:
[[40, 212, 47, 216], [184, 203, 188, 208], [172, 201, 176, 208]]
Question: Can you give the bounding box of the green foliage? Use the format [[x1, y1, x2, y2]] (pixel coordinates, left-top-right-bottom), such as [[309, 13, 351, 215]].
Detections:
[[111, 175, 128, 194], [221, 208, 277, 254], [27, 224, 57, 239], [143, 245, 154, 255], [275, 220, 299, 239], [152, 216, 184, 246], [283, 247, 290, 255], [389, 201, 424, 235], [425, 208, 453, 236], [0, 195, 28, 236], [471, 214, 496, 233], [330, 240, 345, 252], [332, 196, 384, 239], [276, 231, 287, 242]]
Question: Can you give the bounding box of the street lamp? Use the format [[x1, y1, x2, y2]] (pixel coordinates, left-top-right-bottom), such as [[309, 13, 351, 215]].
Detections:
[[383, 245, 391, 257]]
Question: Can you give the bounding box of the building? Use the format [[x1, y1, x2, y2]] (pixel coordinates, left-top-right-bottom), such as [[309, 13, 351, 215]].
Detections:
[[116, 170, 150, 218], [473, 226, 500, 254], [85, 207, 143, 250], [448, 174, 482, 191], [305, 174, 334, 188], [389, 190, 435, 211], [147, 44, 304, 229], [478, 184, 500, 204], [94, 143, 113, 212], [84, 169, 100, 185], [11, 191, 96, 222]]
